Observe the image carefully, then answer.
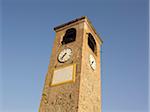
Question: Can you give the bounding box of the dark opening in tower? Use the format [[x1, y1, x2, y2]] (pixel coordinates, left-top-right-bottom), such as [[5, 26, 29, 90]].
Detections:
[[62, 28, 76, 45], [88, 33, 97, 55]]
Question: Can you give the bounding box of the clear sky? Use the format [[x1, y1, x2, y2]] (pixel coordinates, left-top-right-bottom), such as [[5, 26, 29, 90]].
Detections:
[[1, 0, 149, 112]]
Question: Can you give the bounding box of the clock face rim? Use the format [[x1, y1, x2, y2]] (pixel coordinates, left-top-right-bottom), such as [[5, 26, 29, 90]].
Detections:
[[89, 54, 96, 70], [58, 48, 72, 63]]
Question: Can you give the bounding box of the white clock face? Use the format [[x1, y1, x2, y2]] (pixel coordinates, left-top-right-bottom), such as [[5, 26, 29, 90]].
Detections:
[[58, 48, 72, 63], [89, 54, 96, 70]]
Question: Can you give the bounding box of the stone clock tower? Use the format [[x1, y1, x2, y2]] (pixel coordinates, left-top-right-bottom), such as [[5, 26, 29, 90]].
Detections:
[[39, 16, 103, 112]]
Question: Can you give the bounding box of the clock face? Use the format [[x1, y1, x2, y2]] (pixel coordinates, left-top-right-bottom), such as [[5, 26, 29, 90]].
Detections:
[[89, 54, 96, 70], [58, 48, 72, 63]]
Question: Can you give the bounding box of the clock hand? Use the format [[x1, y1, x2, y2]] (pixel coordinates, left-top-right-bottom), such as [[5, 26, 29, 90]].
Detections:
[[61, 53, 67, 59]]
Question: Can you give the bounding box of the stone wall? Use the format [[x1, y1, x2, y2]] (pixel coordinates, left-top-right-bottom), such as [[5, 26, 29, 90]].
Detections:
[[39, 18, 102, 112], [78, 22, 102, 112], [39, 21, 84, 112]]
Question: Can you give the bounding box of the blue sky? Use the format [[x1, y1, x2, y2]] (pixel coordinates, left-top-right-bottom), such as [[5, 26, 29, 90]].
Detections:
[[1, 0, 149, 112]]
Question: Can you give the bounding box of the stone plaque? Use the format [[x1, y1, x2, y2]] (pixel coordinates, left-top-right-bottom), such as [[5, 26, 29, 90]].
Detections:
[[51, 64, 76, 86]]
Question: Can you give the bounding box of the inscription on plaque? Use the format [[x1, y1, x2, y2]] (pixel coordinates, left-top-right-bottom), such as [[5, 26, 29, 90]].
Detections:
[[51, 64, 76, 86]]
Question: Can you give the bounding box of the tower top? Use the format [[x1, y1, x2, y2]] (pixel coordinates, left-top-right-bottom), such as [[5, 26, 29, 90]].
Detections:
[[54, 16, 103, 44]]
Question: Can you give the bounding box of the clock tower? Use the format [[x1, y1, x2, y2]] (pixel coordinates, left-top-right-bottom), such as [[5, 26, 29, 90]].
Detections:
[[39, 16, 103, 112]]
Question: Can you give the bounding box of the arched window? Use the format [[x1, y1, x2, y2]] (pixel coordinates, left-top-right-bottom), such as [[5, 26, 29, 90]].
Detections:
[[62, 28, 76, 45], [88, 33, 97, 55]]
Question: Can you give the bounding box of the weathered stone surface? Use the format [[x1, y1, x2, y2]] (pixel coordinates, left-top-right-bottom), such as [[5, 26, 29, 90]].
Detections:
[[39, 17, 102, 112]]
